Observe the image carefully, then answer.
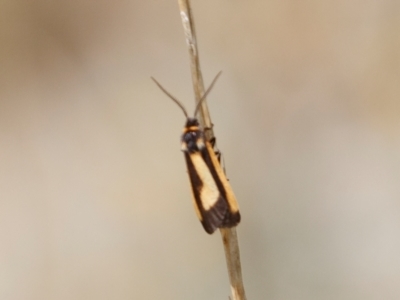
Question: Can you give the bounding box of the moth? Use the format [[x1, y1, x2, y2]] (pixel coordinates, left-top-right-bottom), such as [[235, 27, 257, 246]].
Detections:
[[151, 72, 240, 234]]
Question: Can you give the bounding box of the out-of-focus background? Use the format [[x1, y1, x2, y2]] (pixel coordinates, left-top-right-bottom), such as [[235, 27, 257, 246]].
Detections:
[[1, 1, 399, 299]]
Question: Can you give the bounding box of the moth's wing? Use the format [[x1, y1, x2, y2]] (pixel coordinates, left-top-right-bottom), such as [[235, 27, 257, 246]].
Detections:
[[184, 152, 229, 234], [203, 142, 240, 227]]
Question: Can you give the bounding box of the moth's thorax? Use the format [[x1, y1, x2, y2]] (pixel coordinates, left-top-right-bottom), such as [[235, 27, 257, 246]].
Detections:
[[181, 118, 205, 152]]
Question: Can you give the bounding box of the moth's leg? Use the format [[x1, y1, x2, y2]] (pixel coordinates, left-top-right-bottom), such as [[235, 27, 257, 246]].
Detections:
[[204, 126, 227, 175]]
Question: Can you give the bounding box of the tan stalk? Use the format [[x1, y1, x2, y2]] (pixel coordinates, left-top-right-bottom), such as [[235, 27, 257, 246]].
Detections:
[[177, 1, 247, 299]]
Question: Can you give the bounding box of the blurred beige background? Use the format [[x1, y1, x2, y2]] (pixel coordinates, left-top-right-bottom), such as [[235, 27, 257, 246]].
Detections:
[[1, 1, 400, 299]]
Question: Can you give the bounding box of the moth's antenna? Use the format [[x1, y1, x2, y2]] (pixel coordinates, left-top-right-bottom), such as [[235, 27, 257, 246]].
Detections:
[[193, 71, 222, 117], [151, 77, 189, 118]]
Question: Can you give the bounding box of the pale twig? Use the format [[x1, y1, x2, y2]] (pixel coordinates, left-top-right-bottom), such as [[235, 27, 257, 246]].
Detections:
[[177, 0, 211, 136], [177, 1, 247, 299]]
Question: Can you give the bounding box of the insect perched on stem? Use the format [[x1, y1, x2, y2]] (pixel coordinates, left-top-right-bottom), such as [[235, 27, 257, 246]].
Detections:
[[151, 72, 240, 234]]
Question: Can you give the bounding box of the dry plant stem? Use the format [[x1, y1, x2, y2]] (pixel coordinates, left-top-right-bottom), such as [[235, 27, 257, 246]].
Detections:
[[177, 0, 211, 130], [220, 228, 246, 300], [177, 1, 247, 300]]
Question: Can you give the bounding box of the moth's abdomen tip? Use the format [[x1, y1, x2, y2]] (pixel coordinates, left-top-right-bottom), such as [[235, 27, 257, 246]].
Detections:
[[201, 208, 241, 234], [225, 211, 241, 227]]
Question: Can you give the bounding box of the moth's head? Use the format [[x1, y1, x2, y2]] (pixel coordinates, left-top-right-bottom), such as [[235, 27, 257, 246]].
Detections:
[[185, 118, 200, 130], [181, 118, 204, 152]]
